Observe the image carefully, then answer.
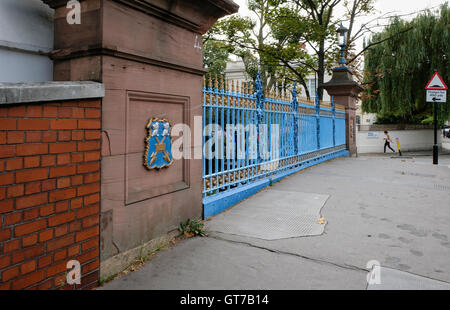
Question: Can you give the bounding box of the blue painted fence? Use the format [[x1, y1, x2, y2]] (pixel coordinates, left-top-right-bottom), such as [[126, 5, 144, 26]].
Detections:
[[202, 73, 348, 218]]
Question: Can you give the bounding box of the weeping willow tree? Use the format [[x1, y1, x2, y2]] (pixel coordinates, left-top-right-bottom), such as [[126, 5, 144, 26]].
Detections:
[[362, 3, 450, 124]]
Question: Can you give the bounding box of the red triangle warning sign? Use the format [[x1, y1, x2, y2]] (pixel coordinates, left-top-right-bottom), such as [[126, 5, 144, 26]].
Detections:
[[425, 72, 448, 90]]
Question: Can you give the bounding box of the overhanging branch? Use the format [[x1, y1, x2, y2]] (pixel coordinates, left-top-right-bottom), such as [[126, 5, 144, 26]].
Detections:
[[347, 27, 413, 65]]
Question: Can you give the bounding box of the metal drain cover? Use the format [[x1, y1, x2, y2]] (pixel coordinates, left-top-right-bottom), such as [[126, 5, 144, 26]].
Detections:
[[206, 190, 329, 240], [367, 267, 450, 290]]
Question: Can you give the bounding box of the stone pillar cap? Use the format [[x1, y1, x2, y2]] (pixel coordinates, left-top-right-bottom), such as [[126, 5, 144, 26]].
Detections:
[[42, 0, 239, 14], [42, 0, 239, 34], [320, 67, 364, 96]]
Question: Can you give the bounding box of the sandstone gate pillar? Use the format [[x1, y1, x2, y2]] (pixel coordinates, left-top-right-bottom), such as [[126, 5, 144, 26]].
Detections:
[[43, 0, 238, 279], [321, 68, 364, 156]]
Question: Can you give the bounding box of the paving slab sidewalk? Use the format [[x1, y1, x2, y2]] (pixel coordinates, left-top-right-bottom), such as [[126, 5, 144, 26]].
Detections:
[[101, 155, 450, 290]]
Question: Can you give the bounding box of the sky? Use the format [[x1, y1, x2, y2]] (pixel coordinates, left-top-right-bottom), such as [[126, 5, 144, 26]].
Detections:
[[230, 0, 446, 52]]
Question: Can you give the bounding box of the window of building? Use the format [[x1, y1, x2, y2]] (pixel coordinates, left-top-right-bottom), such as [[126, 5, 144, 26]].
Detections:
[[308, 79, 317, 98]]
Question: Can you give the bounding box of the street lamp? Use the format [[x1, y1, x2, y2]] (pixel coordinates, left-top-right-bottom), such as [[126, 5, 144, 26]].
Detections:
[[337, 23, 348, 67]]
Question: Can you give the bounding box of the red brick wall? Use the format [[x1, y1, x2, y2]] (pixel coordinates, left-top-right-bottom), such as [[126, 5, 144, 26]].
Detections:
[[0, 99, 101, 290]]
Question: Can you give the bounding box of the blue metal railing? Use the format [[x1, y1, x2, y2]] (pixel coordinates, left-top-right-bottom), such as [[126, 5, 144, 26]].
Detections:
[[202, 73, 348, 217]]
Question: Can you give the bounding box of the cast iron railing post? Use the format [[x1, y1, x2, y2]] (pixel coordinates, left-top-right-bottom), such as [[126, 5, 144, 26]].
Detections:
[[292, 84, 299, 155], [255, 72, 265, 166], [332, 96, 336, 147], [315, 96, 321, 150]]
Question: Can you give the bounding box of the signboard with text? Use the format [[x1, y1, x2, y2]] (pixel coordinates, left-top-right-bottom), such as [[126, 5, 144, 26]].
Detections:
[[425, 71, 447, 165], [367, 132, 379, 139], [425, 72, 447, 103], [426, 90, 447, 103]]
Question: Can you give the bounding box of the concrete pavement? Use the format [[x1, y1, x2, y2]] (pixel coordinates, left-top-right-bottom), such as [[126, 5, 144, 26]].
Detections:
[[100, 155, 450, 290]]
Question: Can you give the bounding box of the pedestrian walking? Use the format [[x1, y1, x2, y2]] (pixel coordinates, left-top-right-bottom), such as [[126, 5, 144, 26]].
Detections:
[[383, 131, 396, 153]]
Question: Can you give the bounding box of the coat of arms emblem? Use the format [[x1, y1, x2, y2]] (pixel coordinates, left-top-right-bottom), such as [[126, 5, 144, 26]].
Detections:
[[144, 118, 173, 170]]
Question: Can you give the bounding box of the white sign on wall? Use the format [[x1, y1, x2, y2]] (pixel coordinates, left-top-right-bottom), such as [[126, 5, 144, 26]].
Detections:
[[367, 132, 379, 139]]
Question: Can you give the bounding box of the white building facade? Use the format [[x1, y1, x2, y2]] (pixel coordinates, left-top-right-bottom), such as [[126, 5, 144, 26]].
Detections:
[[0, 0, 54, 82], [224, 59, 332, 101]]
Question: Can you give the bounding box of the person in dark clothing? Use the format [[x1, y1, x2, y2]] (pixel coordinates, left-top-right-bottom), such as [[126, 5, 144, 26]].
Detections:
[[384, 131, 395, 153]]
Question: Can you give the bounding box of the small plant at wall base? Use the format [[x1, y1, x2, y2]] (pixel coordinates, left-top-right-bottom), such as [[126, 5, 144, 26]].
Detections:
[[179, 219, 208, 237]]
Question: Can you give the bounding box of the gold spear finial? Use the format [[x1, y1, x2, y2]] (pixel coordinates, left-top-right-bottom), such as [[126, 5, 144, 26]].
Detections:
[[231, 80, 235, 92], [214, 75, 218, 89], [220, 75, 224, 90], [203, 75, 206, 88], [208, 75, 212, 89]]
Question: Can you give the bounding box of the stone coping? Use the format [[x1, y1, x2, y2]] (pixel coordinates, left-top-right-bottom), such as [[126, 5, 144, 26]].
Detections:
[[0, 81, 105, 105], [358, 124, 435, 131]]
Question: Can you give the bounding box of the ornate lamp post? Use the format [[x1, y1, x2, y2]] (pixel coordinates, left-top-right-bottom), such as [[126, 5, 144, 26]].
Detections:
[[336, 23, 349, 68], [320, 22, 363, 157]]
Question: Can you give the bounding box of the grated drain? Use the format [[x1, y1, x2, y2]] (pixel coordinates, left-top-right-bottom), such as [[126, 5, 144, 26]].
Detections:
[[206, 190, 329, 240]]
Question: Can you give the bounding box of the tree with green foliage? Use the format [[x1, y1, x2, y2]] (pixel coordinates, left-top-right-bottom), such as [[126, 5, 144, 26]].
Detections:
[[362, 3, 450, 124], [204, 0, 311, 94], [203, 39, 231, 80], [204, 0, 377, 99]]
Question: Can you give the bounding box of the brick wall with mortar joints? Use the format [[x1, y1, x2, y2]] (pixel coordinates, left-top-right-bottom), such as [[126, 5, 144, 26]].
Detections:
[[0, 99, 101, 290]]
